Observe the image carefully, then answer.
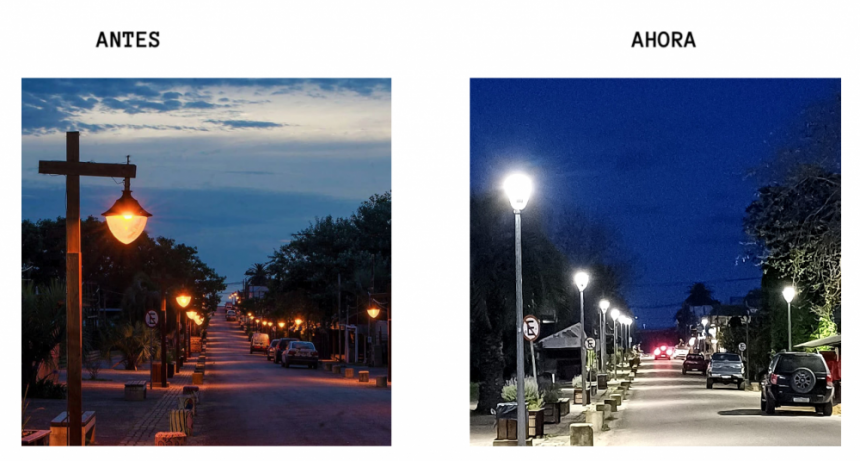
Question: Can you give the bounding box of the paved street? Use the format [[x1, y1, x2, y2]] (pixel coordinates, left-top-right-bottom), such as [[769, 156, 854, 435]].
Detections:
[[196, 307, 391, 445], [600, 356, 841, 446]]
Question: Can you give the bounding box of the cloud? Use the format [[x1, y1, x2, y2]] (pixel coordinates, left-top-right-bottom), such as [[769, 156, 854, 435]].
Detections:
[[205, 119, 285, 129], [185, 101, 216, 109]]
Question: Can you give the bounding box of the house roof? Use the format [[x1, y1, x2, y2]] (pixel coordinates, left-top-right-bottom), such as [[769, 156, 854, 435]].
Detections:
[[536, 322, 584, 349], [794, 334, 841, 348]]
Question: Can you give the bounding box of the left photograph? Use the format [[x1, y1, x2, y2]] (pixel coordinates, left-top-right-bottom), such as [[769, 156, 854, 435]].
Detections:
[[21, 78, 391, 446]]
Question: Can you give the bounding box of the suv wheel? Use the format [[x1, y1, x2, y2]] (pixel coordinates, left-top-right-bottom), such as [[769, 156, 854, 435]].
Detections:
[[760, 395, 766, 412], [701, 370, 706, 376], [820, 401, 833, 417], [682, 368, 687, 375], [706, 378, 713, 389], [737, 380, 744, 390], [790, 368, 816, 394]]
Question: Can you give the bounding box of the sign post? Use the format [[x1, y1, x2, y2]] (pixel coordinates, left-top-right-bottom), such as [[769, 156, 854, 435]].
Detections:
[[523, 315, 540, 380], [145, 310, 158, 389]]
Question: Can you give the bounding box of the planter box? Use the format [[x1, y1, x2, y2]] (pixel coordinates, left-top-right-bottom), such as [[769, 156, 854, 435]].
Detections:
[[528, 409, 544, 438], [22, 429, 51, 446], [558, 397, 571, 416], [573, 388, 591, 405], [543, 402, 561, 424]]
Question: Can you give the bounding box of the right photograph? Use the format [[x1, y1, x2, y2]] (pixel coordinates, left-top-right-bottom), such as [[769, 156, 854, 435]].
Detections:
[[469, 79, 841, 446]]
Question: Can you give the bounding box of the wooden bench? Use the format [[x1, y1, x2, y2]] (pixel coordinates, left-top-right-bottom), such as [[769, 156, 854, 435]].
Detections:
[[183, 385, 200, 403], [124, 380, 147, 401], [155, 431, 187, 446], [49, 411, 96, 446], [21, 429, 51, 446]]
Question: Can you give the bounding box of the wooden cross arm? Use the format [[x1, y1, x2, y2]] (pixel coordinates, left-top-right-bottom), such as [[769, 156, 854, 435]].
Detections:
[[38, 161, 136, 178]]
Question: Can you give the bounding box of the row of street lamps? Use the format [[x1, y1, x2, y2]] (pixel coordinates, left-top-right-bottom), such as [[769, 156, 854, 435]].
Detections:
[[504, 173, 636, 445]]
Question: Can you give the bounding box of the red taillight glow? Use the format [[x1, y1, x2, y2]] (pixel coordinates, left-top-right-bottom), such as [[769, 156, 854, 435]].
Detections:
[[668, 348, 675, 355], [660, 345, 667, 351], [826, 373, 833, 385], [288, 350, 297, 355], [654, 348, 661, 355], [770, 373, 779, 385], [312, 351, 319, 357]]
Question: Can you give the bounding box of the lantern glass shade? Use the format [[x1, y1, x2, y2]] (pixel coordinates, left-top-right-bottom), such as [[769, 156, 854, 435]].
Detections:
[[102, 189, 152, 244], [782, 286, 796, 303], [599, 299, 610, 313], [503, 173, 532, 211], [368, 305, 381, 319], [278, 322, 285, 328], [295, 319, 303, 326], [175, 294, 191, 308], [186, 311, 196, 319], [701, 318, 709, 327], [610, 308, 620, 321], [574, 272, 589, 292], [195, 318, 203, 326]]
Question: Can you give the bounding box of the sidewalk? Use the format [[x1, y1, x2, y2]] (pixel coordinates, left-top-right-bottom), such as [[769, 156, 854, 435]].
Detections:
[[23, 351, 203, 446]]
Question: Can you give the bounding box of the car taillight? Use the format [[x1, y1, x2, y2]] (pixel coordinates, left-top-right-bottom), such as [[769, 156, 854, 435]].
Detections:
[[826, 373, 833, 385], [770, 373, 779, 385], [661, 345, 667, 351], [668, 348, 675, 355], [654, 348, 661, 355], [288, 350, 297, 355], [312, 351, 319, 357]]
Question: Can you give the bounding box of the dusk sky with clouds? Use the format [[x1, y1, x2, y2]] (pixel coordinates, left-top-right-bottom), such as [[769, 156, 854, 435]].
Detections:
[[22, 78, 391, 297], [471, 79, 840, 328]]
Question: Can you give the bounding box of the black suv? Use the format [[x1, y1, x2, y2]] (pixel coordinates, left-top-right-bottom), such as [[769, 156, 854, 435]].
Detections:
[[761, 352, 834, 416]]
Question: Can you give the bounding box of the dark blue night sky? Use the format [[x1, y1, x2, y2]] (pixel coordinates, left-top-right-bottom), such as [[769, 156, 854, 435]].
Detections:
[[470, 79, 840, 329]]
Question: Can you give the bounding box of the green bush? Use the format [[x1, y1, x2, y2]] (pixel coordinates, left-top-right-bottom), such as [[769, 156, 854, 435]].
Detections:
[[501, 376, 544, 410], [27, 376, 66, 399]]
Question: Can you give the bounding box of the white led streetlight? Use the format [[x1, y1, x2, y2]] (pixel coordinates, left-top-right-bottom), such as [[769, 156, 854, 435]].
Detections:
[[573, 271, 589, 408], [783, 286, 796, 349], [599, 300, 610, 373], [503, 172, 533, 446]]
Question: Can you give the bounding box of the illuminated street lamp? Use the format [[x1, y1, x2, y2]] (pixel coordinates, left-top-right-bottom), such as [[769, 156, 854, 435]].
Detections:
[[174, 292, 191, 366], [701, 318, 709, 353], [185, 310, 197, 360], [610, 308, 620, 380], [599, 300, 610, 373], [783, 286, 796, 350], [255, 318, 260, 331], [503, 172, 532, 446], [574, 271, 589, 408], [278, 321, 285, 338], [37, 132, 147, 445]]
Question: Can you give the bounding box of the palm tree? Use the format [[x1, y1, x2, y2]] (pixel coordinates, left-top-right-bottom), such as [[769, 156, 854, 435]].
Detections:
[[245, 263, 269, 287]]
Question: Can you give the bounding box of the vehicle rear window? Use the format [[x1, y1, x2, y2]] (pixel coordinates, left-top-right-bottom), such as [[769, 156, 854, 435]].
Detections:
[[290, 342, 315, 350], [687, 355, 703, 360], [776, 355, 826, 373], [712, 353, 741, 362]]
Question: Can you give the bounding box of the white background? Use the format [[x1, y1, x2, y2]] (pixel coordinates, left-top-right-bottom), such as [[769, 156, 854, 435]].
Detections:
[[1, 0, 856, 457]]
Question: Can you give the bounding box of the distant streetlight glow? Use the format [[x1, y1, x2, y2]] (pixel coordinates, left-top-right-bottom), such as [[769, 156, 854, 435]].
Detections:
[[368, 305, 381, 319], [783, 285, 796, 349], [175, 294, 191, 308]]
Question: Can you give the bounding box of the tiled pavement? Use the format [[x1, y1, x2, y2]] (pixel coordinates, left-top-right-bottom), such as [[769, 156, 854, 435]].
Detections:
[[118, 366, 196, 446]]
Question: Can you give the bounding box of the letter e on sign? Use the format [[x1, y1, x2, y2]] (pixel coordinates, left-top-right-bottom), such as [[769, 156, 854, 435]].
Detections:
[[523, 315, 540, 342]]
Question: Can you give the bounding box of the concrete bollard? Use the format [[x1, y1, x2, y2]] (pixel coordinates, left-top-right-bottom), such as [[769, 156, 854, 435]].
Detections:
[[621, 387, 629, 400], [586, 406, 604, 432], [611, 393, 622, 407], [569, 423, 594, 446], [344, 368, 355, 378], [332, 364, 342, 374], [358, 370, 370, 382], [596, 403, 610, 422], [604, 398, 618, 412], [192, 372, 203, 385], [375, 376, 388, 388]]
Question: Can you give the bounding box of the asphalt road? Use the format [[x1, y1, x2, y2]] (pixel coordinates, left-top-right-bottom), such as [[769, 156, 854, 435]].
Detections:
[[197, 307, 391, 445], [601, 355, 841, 446]]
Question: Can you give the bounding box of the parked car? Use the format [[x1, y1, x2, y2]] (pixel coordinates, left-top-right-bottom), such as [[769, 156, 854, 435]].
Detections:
[[653, 345, 674, 360], [683, 353, 708, 375], [274, 338, 300, 364], [267, 339, 282, 360], [672, 347, 689, 359], [250, 332, 270, 354], [707, 353, 745, 389], [761, 352, 834, 416], [281, 341, 319, 368], [226, 310, 237, 321]]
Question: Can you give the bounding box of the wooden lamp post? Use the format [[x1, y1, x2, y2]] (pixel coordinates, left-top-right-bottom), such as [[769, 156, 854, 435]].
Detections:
[[37, 132, 149, 446]]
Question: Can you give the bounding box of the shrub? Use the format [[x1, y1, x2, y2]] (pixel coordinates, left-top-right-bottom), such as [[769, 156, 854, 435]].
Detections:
[[501, 376, 544, 410], [27, 376, 67, 399]]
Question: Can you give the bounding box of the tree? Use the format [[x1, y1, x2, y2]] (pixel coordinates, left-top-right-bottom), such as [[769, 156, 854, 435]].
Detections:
[[675, 283, 720, 340], [245, 263, 269, 287], [22, 280, 65, 393]]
